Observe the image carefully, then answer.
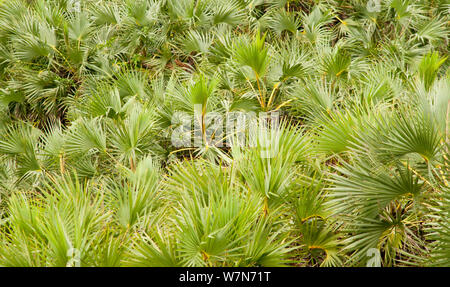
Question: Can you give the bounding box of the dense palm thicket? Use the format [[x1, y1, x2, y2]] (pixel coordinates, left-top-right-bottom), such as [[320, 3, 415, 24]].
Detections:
[[0, 0, 449, 267]]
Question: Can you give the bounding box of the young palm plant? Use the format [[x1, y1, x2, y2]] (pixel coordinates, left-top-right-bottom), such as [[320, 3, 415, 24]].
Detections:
[[0, 0, 448, 268]]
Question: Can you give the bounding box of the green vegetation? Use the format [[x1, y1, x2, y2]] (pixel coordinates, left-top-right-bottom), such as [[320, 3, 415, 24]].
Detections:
[[0, 0, 448, 267]]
